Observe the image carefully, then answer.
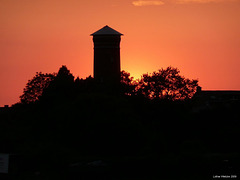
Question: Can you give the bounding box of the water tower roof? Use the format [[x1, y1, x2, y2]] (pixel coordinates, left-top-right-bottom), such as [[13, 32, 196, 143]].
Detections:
[[91, 25, 123, 36]]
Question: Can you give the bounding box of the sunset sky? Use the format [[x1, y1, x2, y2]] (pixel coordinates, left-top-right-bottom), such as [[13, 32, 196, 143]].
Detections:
[[0, 0, 240, 106]]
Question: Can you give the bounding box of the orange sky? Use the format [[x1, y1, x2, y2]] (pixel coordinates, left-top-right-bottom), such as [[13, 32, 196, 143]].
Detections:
[[0, 0, 240, 106]]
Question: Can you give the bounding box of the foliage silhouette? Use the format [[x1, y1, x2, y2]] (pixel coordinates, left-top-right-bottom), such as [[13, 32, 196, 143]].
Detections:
[[19, 66, 199, 106], [55, 65, 74, 83], [136, 66, 198, 100], [120, 70, 137, 96], [75, 75, 95, 93], [20, 72, 56, 104], [42, 65, 75, 97]]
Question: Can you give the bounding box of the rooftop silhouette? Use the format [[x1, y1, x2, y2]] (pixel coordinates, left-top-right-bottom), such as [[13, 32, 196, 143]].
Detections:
[[91, 25, 123, 36]]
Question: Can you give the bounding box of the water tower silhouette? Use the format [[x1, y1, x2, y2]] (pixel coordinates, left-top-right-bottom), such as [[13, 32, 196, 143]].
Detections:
[[91, 25, 123, 92]]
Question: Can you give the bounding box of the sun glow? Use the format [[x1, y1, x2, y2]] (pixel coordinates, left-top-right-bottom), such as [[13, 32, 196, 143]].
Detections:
[[129, 71, 142, 80], [123, 66, 147, 80]]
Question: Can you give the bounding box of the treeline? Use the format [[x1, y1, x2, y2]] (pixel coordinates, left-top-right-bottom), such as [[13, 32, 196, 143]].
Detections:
[[18, 65, 198, 105], [0, 65, 201, 156], [1, 65, 239, 156]]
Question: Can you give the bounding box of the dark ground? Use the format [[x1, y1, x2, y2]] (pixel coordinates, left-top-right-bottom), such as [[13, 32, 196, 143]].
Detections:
[[1, 94, 240, 180]]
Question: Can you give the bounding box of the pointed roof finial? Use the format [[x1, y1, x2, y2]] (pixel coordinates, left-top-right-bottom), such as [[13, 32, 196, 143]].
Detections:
[[91, 25, 123, 36]]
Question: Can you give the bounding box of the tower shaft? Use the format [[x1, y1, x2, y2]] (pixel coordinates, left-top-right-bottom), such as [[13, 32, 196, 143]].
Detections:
[[93, 35, 121, 85], [91, 26, 123, 92]]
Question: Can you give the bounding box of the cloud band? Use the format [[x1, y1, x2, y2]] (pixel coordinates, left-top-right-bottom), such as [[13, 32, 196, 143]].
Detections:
[[132, 0, 165, 6]]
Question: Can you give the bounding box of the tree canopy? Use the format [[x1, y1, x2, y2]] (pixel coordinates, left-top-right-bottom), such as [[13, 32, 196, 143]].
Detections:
[[120, 70, 137, 96], [20, 72, 56, 104], [19, 65, 75, 104], [19, 66, 198, 104], [136, 67, 198, 100]]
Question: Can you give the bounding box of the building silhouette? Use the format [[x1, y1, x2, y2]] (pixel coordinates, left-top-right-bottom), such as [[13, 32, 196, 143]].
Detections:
[[91, 25, 123, 92], [192, 86, 240, 112]]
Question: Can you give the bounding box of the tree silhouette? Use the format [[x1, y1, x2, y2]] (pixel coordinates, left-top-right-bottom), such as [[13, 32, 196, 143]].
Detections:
[[120, 70, 137, 96], [137, 66, 198, 100], [55, 65, 74, 85], [20, 65, 197, 104], [20, 72, 56, 104], [40, 65, 75, 101], [20, 65, 75, 104], [75, 75, 95, 93]]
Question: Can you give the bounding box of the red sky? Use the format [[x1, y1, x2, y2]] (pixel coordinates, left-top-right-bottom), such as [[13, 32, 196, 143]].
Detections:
[[0, 0, 240, 106]]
